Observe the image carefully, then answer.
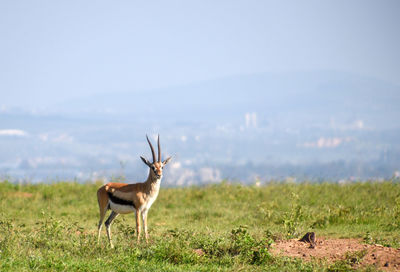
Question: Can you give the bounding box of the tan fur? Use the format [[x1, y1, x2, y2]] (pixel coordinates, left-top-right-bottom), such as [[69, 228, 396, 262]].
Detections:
[[96, 136, 171, 248]]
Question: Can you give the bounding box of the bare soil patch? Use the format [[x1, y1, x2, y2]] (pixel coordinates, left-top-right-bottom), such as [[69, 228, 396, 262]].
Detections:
[[11, 191, 33, 198], [271, 237, 400, 271]]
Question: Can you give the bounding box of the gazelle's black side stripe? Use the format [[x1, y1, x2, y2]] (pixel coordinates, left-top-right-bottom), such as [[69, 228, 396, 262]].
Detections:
[[107, 192, 136, 208]]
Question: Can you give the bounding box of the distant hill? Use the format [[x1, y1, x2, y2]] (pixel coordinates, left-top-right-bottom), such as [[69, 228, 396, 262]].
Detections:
[[55, 71, 400, 129]]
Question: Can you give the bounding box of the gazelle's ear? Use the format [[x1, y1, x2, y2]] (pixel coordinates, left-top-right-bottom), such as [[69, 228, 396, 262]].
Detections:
[[162, 156, 172, 165], [140, 156, 151, 167]]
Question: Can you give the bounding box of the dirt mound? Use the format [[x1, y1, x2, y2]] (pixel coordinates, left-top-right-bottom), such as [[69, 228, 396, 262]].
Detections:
[[271, 237, 400, 271]]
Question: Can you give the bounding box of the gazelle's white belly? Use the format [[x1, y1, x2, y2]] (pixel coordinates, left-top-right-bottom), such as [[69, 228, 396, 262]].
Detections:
[[109, 200, 135, 214]]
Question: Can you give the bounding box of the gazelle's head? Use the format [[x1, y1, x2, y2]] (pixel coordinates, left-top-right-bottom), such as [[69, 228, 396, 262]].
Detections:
[[140, 135, 171, 179]]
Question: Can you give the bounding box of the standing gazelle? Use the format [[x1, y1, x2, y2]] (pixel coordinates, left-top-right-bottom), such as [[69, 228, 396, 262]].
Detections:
[[97, 135, 171, 248]]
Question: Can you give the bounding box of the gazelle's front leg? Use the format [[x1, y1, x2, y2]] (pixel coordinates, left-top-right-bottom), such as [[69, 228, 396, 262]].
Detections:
[[135, 209, 141, 242], [141, 210, 149, 243]]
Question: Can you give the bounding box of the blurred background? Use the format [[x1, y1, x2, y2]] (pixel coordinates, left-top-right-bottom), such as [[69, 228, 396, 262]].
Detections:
[[1, 1, 399, 185]]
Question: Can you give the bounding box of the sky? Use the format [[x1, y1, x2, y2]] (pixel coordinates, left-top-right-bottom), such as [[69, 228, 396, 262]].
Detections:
[[1, 0, 399, 109]]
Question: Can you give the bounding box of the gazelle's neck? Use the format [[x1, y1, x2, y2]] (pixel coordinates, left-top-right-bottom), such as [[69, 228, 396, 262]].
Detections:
[[145, 171, 162, 186], [142, 173, 161, 198]]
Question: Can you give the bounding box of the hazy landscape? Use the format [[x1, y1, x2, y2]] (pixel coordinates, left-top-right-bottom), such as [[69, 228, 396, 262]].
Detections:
[[1, 2, 400, 271], [1, 71, 399, 185]]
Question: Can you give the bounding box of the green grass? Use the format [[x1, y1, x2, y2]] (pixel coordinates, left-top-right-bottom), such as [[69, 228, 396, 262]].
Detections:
[[0, 180, 399, 271]]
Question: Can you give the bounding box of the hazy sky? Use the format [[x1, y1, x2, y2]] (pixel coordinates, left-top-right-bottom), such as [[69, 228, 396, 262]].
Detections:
[[1, 0, 399, 108]]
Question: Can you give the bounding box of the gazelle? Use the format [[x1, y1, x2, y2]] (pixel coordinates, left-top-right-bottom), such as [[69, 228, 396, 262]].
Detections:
[[97, 135, 171, 248]]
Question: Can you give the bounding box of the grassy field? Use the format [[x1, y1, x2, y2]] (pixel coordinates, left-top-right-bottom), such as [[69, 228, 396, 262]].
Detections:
[[0, 180, 399, 271]]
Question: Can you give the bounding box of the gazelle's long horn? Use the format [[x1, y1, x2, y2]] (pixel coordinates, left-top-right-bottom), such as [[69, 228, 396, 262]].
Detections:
[[157, 134, 161, 162], [146, 135, 156, 163]]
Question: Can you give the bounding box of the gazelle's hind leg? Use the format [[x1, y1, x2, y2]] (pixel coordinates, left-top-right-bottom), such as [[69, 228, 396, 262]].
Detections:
[[97, 206, 108, 243], [97, 186, 110, 243], [105, 211, 119, 248]]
